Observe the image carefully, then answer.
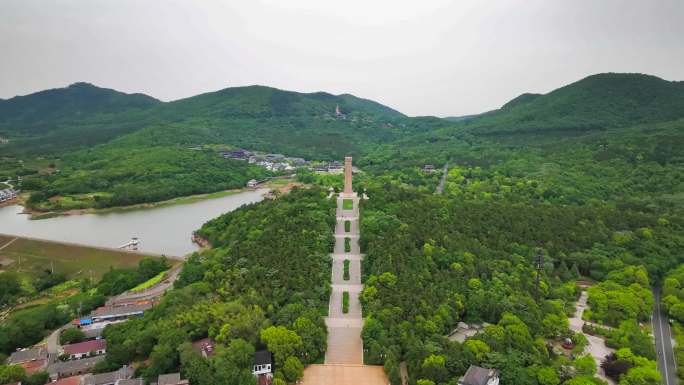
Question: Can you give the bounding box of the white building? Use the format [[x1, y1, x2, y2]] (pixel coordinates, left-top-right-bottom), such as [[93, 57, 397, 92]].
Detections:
[[252, 350, 273, 381]]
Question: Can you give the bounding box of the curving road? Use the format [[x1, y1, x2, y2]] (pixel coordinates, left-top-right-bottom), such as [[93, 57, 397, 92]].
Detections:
[[653, 288, 678, 385]]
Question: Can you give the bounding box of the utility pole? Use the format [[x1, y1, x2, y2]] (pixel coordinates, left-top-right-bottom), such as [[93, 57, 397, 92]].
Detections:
[[535, 249, 544, 300]]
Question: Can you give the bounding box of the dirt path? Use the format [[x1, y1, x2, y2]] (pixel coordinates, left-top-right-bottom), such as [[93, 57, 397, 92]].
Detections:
[[0, 237, 18, 250]]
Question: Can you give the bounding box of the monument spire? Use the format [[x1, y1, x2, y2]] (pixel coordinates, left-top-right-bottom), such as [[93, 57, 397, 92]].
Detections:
[[343, 156, 354, 196]]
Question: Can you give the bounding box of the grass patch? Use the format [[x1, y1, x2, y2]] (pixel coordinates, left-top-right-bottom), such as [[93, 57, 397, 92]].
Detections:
[[344, 237, 351, 253], [1, 237, 158, 279], [343, 259, 350, 280], [342, 199, 354, 210], [130, 271, 166, 292], [342, 291, 349, 314], [344, 220, 351, 232]]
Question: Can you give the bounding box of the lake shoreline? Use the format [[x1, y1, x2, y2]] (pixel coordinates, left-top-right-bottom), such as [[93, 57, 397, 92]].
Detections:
[[21, 177, 299, 220], [22, 188, 254, 220], [0, 187, 270, 256]]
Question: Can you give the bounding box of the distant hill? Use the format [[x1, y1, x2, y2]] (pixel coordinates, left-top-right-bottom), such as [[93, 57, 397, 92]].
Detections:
[[105, 85, 413, 159], [501, 93, 542, 109], [463, 73, 684, 135], [443, 114, 482, 122], [1, 83, 414, 158], [0, 82, 160, 154]]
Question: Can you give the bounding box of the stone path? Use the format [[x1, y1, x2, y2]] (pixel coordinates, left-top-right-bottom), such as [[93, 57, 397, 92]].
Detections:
[[301, 364, 389, 385], [435, 162, 448, 194], [324, 195, 364, 364], [569, 291, 616, 385]]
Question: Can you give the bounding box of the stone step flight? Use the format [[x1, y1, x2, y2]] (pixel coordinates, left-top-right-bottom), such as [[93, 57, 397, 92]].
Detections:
[[324, 156, 364, 365]]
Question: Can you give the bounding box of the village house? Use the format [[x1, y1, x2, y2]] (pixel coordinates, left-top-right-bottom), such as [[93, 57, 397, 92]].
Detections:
[[286, 157, 308, 166], [447, 321, 491, 343], [61, 339, 107, 360], [80, 365, 134, 385], [49, 375, 84, 385], [265, 153, 285, 161], [327, 161, 344, 174], [6, 346, 48, 374], [115, 379, 144, 385], [222, 149, 252, 160], [247, 179, 259, 188], [252, 350, 273, 385], [422, 164, 436, 172], [48, 356, 105, 380], [90, 303, 152, 323], [151, 373, 189, 385], [458, 365, 500, 385]]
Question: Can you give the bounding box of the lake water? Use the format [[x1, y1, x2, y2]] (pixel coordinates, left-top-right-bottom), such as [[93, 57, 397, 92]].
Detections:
[[0, 189, 267, 257]]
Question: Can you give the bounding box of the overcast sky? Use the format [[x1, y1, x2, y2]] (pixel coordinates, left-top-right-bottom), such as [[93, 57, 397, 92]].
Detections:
[[1, 0, 683, 116]]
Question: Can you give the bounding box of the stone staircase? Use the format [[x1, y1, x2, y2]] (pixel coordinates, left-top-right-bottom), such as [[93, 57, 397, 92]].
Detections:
[[324, 195, 364, 364]]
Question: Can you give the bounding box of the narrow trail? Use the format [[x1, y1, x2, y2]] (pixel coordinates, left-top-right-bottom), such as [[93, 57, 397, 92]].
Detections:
[[436, 162, 448, 194], [0, 237, 18, 251]]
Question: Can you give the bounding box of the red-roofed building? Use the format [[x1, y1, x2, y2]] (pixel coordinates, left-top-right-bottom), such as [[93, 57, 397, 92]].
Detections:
[[21, 357, 48, 374], [48, 375, 83, 385], [61, 339, 107, 360]]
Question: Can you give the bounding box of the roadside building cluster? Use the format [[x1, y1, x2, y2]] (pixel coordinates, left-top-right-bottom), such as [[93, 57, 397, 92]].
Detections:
[[0, 188, 17, 203]]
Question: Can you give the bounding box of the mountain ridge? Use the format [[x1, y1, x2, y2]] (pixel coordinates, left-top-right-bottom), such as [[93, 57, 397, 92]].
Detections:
[[461, 72, 684, 135]]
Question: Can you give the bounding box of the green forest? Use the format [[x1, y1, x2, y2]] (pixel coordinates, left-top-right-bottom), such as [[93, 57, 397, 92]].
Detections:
[[91, 188, 334, 384]]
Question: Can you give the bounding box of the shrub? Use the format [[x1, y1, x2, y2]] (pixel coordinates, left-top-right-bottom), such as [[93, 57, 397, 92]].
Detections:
[[60, 328, 86, 345], [343, 260, 350, 281], [342, 292, 349, 313]]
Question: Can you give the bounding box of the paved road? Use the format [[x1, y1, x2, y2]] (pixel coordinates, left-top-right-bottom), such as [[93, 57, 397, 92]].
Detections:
[[108, 264, 182, 305], [435, 163, 448, 194], [654, 288, 678, 385]]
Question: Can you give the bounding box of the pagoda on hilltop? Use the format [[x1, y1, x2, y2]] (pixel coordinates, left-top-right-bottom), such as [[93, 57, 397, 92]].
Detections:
[[335, 104, 346, 119]]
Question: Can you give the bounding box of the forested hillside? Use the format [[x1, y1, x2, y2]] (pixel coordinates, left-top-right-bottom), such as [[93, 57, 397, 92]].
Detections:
[[460, 73, 684, 135], [6, 73, 684, 218], [0, 82, 160, 154], [95, 188, 334, 384], [357, 180, 681, 385]]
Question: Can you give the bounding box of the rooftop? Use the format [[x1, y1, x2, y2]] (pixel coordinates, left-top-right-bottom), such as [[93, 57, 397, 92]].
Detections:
[[7, 346, 47, 364], [460, 365, 499, 385], [254, 350, 272, 366], [92, 303, 152, 318], [48, 355, 105, 375], [155, 373, 188, 385], [116, 380, 144, 385], [81, 365, 134, 385], [49, 375, 83, 385], [62, 339, 107, 355]]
